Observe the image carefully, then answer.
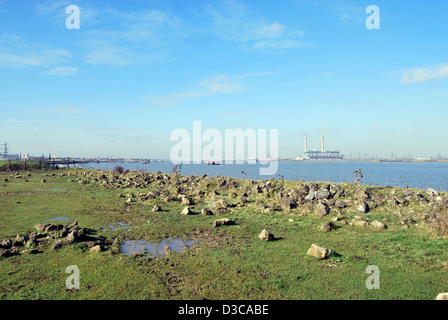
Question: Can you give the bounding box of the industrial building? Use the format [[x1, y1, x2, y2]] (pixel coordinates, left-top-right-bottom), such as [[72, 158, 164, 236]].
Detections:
[[303, 136, 344, 160]]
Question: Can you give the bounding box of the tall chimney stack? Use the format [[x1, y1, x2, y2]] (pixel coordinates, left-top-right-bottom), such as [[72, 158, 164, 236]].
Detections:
[[321, 136, 325, 152], [304, 135, 308, 153]]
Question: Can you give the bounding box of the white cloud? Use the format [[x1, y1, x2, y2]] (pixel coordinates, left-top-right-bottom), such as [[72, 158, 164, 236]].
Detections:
[[401, 62, 448, 84], [50, 106, 82, 115], [316, 128, 335, 133], [199, 74, 245, 93], [78, 9, 190, 66], [331, 0, 364, 23], [253, 39, 311, 50], [142, 72, 275, 109], [205, 0, 308, 50], [44, 67, 78, 75], [0, 33, 72, 68], [0, 49, 71, 68]]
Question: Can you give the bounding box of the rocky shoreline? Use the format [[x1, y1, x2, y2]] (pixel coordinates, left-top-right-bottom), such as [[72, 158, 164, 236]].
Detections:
[[1, 169, 447, 259]]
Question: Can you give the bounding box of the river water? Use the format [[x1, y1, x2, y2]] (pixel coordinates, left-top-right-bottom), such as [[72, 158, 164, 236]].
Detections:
[[85, 161, 448, 191]]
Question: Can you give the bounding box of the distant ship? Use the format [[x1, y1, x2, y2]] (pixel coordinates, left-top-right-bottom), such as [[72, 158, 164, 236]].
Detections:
[[206, 161, 221, 165], [303, 136, 344, 160]]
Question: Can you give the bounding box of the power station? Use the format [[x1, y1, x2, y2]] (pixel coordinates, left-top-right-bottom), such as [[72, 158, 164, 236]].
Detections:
[[302, 135, 344, 160]]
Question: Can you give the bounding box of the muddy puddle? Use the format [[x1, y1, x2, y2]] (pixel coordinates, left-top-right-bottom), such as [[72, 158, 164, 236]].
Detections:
[[100, 222, 130, 232], [120, 238, 199, 258], [46, 216, 71, 222]]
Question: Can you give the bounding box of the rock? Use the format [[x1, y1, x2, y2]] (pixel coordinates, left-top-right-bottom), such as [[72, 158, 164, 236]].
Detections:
[[309, 182, 319, 192], [21, 249, 38, 255], [297, 184, 309, 196], [320, 222, 336, 232], [34, 224, 49, 232], [305, 191, 317, 201], [25, 239, 38, 249], [181, 206, 194, 215], [357, 202, 369, 214], [181, 197, 191, 205], [213, 218, 235, 227], [28, 232, 38, 241], [90, 245, 103, 253], [0, 239, 12, 249], [219, 199, 230, 208], [239, 196, 248, 204], [353, 217, 368, 227], [51, 240, 63, 250], [281, 197, 297, 210], [315, 202, 329, 218], [333, 214, 344, 222], [371, 221, 387, 229], [13, 234, 27, 246], [0, 249, 14, 257], [435, 293, 448, 300], [316, 188, 331, 200], [66, 231, 79, 244], [276, 192, 285, 200], [65, 220, 78, 229], [258, 229, 274, 241], [307, 244, 333, 260], [251, 186, 262, 194], [353, 188, 370, 201], [45, 224, 63, 232], [16, 234, 27, 243], [329, 185, 341, 196], [426, 188, 439, 198], [211, 208, 227, 215], [152, 205, 161, 212], [335, 200, 346, 208], [201, 208, 213, 215]]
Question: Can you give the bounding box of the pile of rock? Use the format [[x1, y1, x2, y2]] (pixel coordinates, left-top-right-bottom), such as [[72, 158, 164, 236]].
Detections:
[[0, 221, 114, 257]]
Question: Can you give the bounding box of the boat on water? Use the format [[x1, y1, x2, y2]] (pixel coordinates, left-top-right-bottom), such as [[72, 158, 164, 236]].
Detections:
[[206, 161, 221, 165]]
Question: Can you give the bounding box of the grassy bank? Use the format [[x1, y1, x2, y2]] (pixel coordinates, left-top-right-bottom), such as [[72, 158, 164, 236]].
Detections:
[[1, 168, 447, 300]]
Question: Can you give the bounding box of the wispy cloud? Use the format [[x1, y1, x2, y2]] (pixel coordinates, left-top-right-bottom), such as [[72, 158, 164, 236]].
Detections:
[[49, 106, 82, 115], [142, 72, 275, 109], [216, 110, 257, 116], [85, 125, 153, 141], [44, 66, 78, 75], [401, 62, 448, 84], [78, 8, 190, 66], [316, 128, 336, 133], [0, 49, 71, 68], [205, 0, 309, 50], [0, 32, 72, 68]]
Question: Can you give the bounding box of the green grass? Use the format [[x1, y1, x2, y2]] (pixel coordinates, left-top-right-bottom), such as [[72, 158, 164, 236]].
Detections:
[[1, 169, 447, 300]]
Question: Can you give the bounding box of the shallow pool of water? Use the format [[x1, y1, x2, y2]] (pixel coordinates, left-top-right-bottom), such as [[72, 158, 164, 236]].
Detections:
[[120, 238, 198, 258], [46, 216, 71, 222], [100, 222, 130, 231]]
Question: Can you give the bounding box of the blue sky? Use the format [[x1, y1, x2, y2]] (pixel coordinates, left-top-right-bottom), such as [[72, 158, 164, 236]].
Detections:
[[0, 0, 447, 159]]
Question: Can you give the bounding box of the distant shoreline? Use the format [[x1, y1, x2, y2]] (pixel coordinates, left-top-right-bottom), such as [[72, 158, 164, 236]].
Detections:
[[280, 159, 448, 163]]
